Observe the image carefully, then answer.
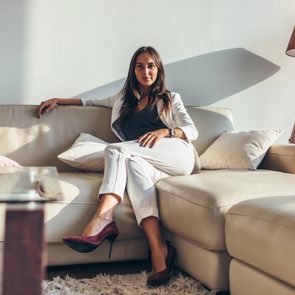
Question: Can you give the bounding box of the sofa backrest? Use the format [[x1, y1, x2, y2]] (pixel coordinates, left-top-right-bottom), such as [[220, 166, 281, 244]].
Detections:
[[187, 106, 234, 155], [0, 105, 117, 171], [0, 105, 234, 170]]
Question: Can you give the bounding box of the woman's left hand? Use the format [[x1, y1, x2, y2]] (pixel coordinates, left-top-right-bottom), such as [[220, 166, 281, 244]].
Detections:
[[138, 129, 169, 148]]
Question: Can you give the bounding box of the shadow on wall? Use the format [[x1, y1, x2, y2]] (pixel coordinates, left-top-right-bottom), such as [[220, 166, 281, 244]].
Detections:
[[77, 48, 280, 106]]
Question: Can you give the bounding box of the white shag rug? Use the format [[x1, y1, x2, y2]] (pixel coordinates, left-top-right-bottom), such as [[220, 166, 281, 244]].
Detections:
[[44, 271, 217, 295]]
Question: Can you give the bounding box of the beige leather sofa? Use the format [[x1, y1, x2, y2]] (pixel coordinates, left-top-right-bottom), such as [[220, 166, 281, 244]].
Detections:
[[0, 105, 294, 294]]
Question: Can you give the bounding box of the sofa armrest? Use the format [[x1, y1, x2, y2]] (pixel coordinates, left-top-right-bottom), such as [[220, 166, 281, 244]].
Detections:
[[259, 144, 295, 174]]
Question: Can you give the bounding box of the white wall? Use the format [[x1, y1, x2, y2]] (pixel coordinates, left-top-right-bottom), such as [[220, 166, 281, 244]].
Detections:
[[0, 0, 295, 143]]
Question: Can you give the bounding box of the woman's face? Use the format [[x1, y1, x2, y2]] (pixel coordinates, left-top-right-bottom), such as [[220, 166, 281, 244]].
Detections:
[[134, 52, 158, 90]]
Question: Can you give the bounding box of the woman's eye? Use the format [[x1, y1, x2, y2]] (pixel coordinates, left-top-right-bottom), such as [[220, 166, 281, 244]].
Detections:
[[135, 64, 156, 70]]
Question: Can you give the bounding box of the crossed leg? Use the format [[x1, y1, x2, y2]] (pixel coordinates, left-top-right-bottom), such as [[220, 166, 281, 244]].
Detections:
[[80, 140, 194, 273]]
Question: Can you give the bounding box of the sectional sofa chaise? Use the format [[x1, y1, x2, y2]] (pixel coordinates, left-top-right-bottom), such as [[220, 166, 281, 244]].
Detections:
[[0, 105, 294, 294]]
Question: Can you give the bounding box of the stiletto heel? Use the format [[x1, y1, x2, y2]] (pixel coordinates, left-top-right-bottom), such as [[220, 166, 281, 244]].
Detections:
[[63, 221, 119, 255], [107, 233, 118, 259]]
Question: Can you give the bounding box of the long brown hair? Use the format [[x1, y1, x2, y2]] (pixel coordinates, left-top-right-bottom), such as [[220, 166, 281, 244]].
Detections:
[[119, 46, 171, 124]]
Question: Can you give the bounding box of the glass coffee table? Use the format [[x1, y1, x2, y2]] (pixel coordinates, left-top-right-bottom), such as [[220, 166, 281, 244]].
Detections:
[[0, 167, 63, 295]]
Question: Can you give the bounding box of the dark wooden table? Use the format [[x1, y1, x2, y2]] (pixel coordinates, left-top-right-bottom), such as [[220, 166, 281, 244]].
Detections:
[[0, 167, 63, 295]]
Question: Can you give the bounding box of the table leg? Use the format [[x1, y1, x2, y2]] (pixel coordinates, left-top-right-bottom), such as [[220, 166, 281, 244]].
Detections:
[[2, 208, 44, 295]]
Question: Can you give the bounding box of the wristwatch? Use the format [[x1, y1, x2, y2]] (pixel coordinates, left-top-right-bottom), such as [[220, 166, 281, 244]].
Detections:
[[169, 128, 176, 138]]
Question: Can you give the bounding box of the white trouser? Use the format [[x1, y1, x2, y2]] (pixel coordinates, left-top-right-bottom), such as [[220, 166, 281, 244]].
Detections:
[[99, 138, 196, 225]]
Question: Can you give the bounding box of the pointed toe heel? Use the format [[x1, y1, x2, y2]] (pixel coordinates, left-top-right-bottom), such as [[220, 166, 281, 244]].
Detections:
[[62, 237, 98, 253], [63, 221, 119, 257]]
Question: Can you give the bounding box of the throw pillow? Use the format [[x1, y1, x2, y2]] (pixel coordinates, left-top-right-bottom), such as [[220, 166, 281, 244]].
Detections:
[[0, 155, 21, 167], [58, 133, 108, 171], [200, 129, 283, 170]]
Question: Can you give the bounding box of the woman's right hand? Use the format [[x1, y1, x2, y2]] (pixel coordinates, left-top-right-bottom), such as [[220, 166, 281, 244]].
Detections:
[[36, 98, 59, 118]]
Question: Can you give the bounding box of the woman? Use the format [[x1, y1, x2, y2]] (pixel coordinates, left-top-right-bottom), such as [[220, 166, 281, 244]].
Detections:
[[37, 46, 199, 286]]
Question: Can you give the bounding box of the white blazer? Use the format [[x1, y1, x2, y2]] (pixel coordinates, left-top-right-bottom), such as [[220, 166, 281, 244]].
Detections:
[[81, 91, 198, 142]]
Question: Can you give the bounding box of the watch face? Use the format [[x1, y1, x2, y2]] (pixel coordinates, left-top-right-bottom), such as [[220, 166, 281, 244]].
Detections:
[[172, 129, 176, 137], [169, 128, 175, 137]]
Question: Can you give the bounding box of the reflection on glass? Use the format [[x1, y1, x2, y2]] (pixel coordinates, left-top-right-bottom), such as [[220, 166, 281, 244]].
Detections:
[[0, 167, 63, 203]]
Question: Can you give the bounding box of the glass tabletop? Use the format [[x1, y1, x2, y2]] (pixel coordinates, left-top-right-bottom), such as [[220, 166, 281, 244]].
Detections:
[[0, 167, 63, 203]]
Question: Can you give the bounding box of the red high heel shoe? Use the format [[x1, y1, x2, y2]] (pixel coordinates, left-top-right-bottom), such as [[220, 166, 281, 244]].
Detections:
[[147, 241, 177, 287], [62, 221, 119, 258]]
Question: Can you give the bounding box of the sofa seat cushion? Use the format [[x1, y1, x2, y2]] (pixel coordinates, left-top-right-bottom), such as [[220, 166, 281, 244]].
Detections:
[[156, 170, 295, 251], [230, 259, 295, 295], [226, 196, 295, 288], [44, 172, 144, 243]]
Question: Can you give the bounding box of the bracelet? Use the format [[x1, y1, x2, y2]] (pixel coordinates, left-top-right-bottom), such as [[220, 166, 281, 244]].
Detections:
[[169, 128, 176, 138]]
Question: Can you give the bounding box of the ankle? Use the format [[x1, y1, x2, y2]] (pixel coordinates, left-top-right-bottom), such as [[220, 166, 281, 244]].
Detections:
[[82, 215, 113, 237], [92, 215, 113, 229], [149, 239, 166, 252], [94, 214, 113, 221]]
